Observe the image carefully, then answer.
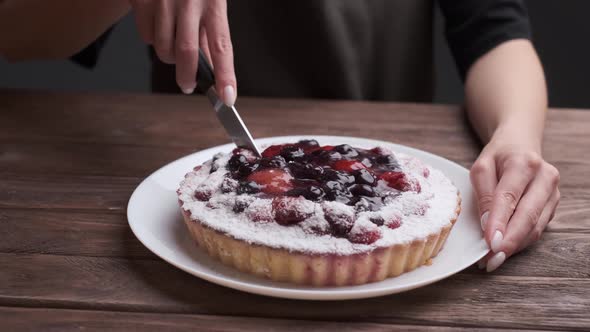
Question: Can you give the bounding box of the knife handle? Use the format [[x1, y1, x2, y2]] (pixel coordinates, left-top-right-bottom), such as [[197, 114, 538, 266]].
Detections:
[[196, 49, 215, 91]]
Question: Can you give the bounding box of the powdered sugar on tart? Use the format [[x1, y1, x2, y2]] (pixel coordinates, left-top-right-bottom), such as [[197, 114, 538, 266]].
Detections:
[[178, 140, 459, 256]]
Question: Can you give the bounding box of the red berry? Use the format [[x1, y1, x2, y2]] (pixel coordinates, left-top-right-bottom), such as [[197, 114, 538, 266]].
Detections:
[[247, 169, 294, 195], [322, 145, 335, 151], [194, 188, 212, 201], [348, 227, 382, 244], [386, 215, 402, 229], [423, 167, 430, 178], [272, 196, 313, 225], [248, 210, 273, 223], [262, 144, 292, 158], [380, 171, 421, 192], [332, 160, 366, 172]]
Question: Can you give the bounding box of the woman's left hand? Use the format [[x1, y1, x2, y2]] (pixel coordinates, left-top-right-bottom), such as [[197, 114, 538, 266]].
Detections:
[[470, 134, 560, 272]]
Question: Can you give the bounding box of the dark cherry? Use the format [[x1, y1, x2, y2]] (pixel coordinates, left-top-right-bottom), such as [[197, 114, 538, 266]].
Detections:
[[353, 169, 376, 185], [375, 154, 400, 169], [259, 156, 287, 169], [237, 181, 261, 194], [359, 157, 373, 168], [235, 162, 259, 179], [334, 144, 359, 158], [233, 199, 249, 213], [355, 196, 384, 212], [348, 184, 376, 197], [287, 185, 325, 201], [227, 154, 248, 172], [280, 146, 305, 161], [320, 169, 355, 184], [369, 216, 385, 226], [298, 139, 320, 148], [289, 162, 323, 179], [311, 149, 343, 163]]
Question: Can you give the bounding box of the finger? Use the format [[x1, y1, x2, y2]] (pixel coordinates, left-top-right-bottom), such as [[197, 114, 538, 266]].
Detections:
[[517, 188, 560, 252], [485, 155, 541, 252], [175, 0, 203, 94], [477, 251, 494, 270], [200, 27, 212, 65], [131, 0, 155, 44], [154, 0, 176, 64], [469, 156, 498, 231], [205, 0, 237, 106], [501, 165, 559, 257]]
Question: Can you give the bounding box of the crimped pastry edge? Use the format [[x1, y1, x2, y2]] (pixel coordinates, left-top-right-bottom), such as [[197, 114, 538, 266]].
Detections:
[[181, 194, 461, 286]]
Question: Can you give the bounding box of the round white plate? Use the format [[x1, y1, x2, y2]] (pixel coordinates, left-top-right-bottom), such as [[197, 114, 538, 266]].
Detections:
[[127, 135, 489, 300]]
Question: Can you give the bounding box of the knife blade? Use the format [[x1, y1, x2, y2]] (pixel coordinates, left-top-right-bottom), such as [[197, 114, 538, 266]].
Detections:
[[196, 49, 262, 156]]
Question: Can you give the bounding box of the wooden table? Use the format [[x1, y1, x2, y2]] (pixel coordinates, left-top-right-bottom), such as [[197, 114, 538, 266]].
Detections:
[[0, 90, 588, 331]]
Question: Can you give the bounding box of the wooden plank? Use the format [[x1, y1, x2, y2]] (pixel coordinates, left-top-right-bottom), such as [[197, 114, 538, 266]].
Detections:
[[0, 209, 588, 278], [0, 210, 153, 258], [0, 142, 196, 177], [0, 307, 551, 332], [0, 253, 588, 330], [0, 173, 138, 211]]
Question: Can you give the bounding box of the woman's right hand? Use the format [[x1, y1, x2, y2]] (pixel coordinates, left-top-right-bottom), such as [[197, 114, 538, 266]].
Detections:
[[129, 0, 237, 106]]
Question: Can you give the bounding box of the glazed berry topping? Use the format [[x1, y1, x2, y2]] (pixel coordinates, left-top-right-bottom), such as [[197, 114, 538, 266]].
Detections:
[[216, 140, 421, 236]]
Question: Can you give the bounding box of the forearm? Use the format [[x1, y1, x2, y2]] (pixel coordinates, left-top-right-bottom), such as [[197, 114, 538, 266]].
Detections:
[[0, 0, 130, 61], [465, 39, 547, 152]]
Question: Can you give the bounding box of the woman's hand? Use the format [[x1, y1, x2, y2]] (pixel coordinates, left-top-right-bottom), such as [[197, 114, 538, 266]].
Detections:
[[470, 131, 560, 272], [129, 0, 237, 105]]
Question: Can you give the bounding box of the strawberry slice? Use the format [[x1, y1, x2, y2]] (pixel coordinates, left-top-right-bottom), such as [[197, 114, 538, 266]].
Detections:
[[332, 160, 366, 172], [247, 169, 294, 195], [261, 144, 292, 158], [380, 171, 421, 192]]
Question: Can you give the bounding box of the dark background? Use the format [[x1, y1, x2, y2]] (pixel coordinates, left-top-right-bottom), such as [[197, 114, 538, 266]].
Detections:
[[1, 1, 588, 108]]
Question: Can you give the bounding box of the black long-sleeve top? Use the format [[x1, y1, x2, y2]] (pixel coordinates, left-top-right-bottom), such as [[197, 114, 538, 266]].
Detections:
[[73, 0, 531, 102]]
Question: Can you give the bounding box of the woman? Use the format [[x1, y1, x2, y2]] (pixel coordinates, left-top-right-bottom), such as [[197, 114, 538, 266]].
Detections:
[[0, 0, 560, 272]]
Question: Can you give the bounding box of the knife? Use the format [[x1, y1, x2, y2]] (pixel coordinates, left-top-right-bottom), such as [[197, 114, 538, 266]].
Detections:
[[196, 49, 262, 156]]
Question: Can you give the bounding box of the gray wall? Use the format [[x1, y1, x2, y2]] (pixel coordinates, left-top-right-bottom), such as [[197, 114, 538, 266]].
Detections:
[[1, 1, 588, 108]]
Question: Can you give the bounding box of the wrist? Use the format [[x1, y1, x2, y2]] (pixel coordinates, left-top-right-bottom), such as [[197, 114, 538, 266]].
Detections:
[[489, 121, 543, 154]]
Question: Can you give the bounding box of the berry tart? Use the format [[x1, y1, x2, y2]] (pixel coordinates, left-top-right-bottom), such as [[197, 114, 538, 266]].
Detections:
[[178, 140, 460, 286]]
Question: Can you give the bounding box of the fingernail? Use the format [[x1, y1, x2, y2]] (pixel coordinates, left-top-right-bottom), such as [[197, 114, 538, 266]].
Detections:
[[480, 211, 489, 231], [477, 260, 486, 270], [486, 251, 506, 272], [182, 87, 195, 95], [491, 230, 503, 253], [223, 85, 236, 107]]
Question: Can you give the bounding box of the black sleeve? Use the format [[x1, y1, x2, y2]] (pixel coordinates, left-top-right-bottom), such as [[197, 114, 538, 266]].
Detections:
[[70, 28, 113, 69], [438, 0, 532, 80]]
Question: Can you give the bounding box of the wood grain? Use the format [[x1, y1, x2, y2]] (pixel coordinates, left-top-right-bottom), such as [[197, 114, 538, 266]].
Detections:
[[1, 209, 588, 278], [0, 307, 551, 332], [0, 90, 589, 331], [0, 253, 588, 330]]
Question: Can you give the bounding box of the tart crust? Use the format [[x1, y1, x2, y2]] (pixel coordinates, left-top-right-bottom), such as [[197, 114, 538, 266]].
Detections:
[[181, 193, 461, 286]]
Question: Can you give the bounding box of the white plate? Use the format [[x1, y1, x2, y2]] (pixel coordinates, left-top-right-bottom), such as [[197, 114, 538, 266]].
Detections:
[[127, 136, 489, 300]]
